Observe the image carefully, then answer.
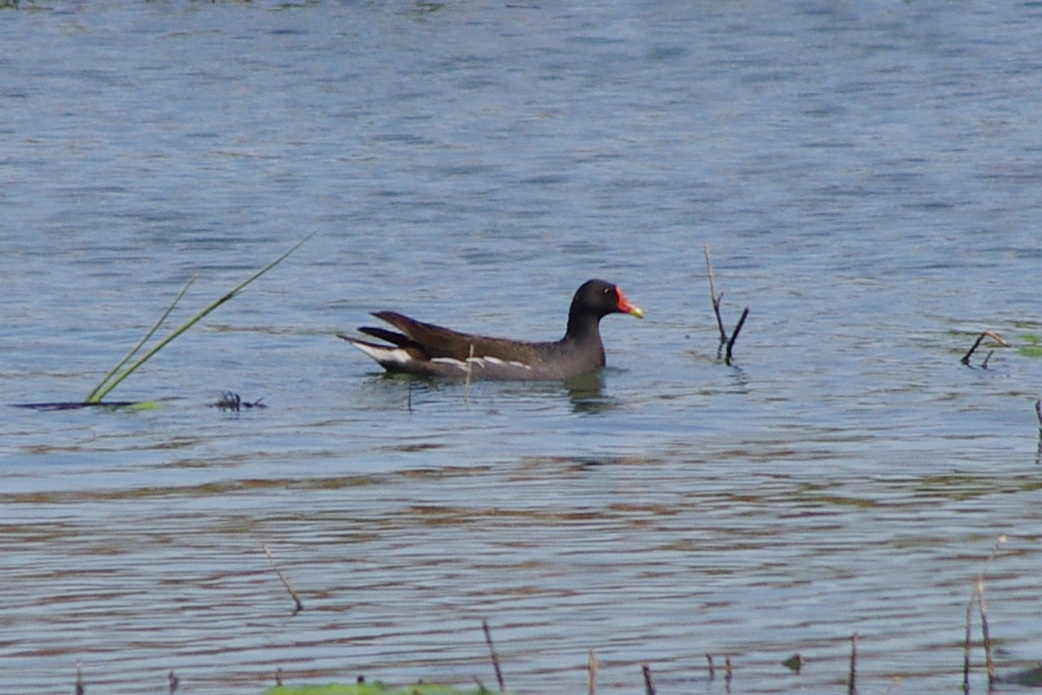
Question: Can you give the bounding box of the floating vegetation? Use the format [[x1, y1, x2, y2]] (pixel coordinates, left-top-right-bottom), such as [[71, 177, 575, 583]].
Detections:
[[1018, 333, 1042, 359]]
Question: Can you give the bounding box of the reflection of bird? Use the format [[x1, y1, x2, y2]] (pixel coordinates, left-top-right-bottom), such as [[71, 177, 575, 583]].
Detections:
[[339, 279, 643, 380]]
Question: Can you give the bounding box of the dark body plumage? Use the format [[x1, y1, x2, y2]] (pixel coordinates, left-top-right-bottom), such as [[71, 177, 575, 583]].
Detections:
[[338, 279, 643, 381]]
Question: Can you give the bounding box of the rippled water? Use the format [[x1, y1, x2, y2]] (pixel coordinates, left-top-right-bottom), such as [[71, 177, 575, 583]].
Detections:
[[3, 1, 1042, 693]]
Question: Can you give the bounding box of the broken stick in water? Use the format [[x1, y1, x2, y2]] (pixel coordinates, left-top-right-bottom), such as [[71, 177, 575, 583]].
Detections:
[[482, 619, 505, 692], [725, 307, 749, 366], [960, 330, 1009, 367], [587, 650, 597, 695], [848, 633, 858, 695], [263, 545, 304, 613], [703, 244, 749, 364], [704, 244, 728, 343], [642, 663, 655, 695]]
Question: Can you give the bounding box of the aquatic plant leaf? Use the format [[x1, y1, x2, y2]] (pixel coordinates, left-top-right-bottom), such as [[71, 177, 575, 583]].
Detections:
[[84, 232, 315, 404]]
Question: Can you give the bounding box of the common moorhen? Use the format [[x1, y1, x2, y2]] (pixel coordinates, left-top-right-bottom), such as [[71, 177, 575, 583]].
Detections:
[[338, 279, 643, 380]]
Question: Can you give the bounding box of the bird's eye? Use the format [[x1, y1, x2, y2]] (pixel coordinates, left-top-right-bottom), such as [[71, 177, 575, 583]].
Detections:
[[602, 287, 612, 296]]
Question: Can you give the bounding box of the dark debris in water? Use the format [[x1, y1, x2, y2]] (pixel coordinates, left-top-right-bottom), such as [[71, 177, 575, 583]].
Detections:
[[782, 653, 804, 673], [214, 392, 266, 412], [12, 401, 145, 411]]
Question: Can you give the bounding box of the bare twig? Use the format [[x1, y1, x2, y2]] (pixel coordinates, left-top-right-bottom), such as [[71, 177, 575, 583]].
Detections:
[[704, 244, 728, 342], [75, 660, 84, 695], [963, 591, 973, 695], [482, 619, 505, 692], [1036, 400, 1042, 430], [464, 344, 475, 405], [978, 577, 996, 688], [961, 330, 1009, 366], [979, 535, 1006, 689], [587, 650, 597, 695], [725, 655, 733, 691], [848, 633, 858, 695], [168, 670, 179, 694], [642, 663, 655, 695], [981, 350, 994, 369], [706, 653, 715, 679], [276, 667, 283, 686], [725, 307, 749, 365], [263, 545, 304, 613]]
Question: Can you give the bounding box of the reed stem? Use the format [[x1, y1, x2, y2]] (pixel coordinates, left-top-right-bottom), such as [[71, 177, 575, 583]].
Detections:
[[85, 232, 314, 403]]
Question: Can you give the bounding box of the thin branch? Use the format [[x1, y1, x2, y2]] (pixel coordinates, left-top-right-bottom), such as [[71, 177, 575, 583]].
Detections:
[[482, 619, 505, 692], [963, 589, 974, 695], [704, 244, 728, 342], [961, 330, 1009, 366], [263, 545, 304, 613], [642, 663, 655, 695], [464, 344, 475, 405], [587, 650, 597, 695], [725, 307, 749, 365], [978, 577, 995, 688], [848, 632, 858, 695], [978, 535, 1006, 690]]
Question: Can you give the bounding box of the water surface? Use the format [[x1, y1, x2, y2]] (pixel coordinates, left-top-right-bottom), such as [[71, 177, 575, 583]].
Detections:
[[3, 1, 1042, 693]]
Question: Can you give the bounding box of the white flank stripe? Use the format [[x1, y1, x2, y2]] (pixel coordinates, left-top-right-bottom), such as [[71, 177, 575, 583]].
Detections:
[[430, 356, 532, 371]]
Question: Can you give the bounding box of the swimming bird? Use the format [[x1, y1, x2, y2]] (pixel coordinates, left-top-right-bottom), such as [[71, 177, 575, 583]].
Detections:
[[338, 279, 643, 380]]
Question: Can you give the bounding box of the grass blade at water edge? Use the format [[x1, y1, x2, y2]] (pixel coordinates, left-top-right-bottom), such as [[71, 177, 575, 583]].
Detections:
[[83, 276, 196, 404], [84, 231, 315, 404]]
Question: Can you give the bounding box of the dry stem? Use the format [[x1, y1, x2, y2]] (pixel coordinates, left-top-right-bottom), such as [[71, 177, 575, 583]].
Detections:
[[641, 663, 655, 695], [848, 632, 858, 695], [263, 545, 304, 613], [587, 650, 597, 695], [704, 244, 728, 342], [482, 619, 505, 692], [961, 330, 1009, 366]]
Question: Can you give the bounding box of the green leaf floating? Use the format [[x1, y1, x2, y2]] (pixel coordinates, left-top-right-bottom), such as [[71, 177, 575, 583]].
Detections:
[[1018, 333, 1042, 358]]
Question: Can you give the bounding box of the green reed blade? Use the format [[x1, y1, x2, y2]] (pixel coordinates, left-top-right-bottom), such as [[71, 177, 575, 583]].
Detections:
[[85, 231, 315, 404], [83, 276, 196, 404]]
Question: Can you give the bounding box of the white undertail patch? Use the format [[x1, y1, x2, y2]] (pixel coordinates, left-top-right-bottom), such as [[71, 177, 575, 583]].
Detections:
[[352, 342, 415, 367]]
